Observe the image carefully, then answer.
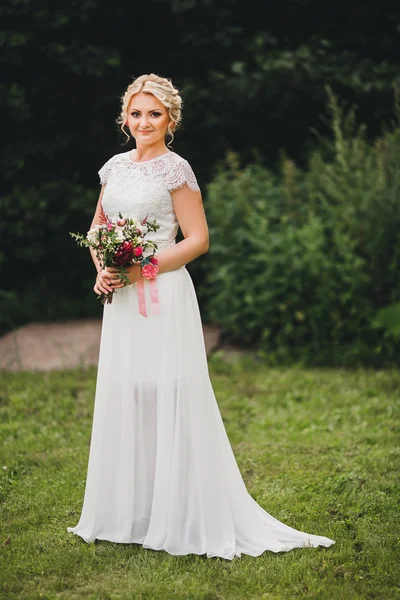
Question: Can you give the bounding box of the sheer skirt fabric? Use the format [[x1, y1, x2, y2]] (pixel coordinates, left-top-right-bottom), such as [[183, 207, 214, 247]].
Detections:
[[67, 267, 335, 559]]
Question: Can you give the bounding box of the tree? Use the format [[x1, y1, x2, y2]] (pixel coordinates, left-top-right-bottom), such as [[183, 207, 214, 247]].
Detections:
[[1, 0, 399, 332]]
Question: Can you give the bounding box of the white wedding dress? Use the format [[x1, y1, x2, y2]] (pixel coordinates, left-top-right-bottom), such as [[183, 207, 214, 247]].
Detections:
[[67, 150, 335, 559]]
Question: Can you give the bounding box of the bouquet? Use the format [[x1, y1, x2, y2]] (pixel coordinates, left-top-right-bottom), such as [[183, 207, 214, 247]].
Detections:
[[70, 214, 160, 306]]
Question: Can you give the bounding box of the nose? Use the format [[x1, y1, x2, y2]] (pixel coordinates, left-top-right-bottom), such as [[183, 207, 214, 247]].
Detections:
[[139, 115, 149, 129]]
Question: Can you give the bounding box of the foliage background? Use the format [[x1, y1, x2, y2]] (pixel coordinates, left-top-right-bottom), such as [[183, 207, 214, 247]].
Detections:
[[203, 94, 400, 365], [1, 0, 400, 363]]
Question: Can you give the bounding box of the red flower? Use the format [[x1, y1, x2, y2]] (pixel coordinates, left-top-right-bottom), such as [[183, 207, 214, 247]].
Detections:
[[114, 241, 133, 265], [134, 246, 143, 257], [141, 263, 159, 279], [117, 218, 126, 226], [149, 256, 158, 265]]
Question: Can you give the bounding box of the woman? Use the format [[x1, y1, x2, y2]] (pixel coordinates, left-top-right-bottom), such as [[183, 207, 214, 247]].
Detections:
[[68, 73, 335, 559]]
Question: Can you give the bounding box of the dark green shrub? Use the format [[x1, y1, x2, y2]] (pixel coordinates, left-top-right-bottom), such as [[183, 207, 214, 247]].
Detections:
[[0, 181, 102, 333], [202, 93, 400, 365]]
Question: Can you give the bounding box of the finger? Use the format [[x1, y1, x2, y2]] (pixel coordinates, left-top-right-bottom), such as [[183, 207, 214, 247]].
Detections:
[[100, 278, 114, 292], [94, 284, 106, 295], [97, 280, 112, 294], [99, 283, 112, 295], [101, 271, 116, 282]]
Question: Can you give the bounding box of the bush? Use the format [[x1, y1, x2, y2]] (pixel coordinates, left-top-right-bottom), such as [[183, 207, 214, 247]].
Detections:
[[0, 181, 102, 334], [201, 91, 400, 365]]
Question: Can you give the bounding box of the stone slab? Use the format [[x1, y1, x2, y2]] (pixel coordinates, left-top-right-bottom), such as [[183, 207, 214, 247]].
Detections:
[[0, 320, 220, 372]]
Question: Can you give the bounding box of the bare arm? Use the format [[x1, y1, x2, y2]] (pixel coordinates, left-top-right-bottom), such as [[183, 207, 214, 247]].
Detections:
[[89, 185, 107, 274], [90, 185, 115, 296], [156, 184, 209, 274]]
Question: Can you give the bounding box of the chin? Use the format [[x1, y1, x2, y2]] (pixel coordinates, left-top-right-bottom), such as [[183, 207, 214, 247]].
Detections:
[[138, 136, 159, 144]]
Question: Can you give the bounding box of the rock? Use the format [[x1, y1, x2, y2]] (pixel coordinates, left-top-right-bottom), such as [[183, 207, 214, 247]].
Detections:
[[0, 320, 220, 372]]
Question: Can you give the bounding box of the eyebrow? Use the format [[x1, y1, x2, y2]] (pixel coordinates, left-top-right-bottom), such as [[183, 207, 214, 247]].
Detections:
[[129, 108, 164, 112]]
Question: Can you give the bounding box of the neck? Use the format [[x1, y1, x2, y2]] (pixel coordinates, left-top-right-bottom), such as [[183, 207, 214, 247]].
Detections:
[[134, 141, 169, 162]]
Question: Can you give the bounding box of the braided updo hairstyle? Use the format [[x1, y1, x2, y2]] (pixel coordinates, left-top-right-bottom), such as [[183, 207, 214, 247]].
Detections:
[[117, 74, 182, 147]]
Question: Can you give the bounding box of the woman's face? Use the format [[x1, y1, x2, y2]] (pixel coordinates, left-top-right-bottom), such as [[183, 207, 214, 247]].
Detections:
[[126, 92, 172, 147]]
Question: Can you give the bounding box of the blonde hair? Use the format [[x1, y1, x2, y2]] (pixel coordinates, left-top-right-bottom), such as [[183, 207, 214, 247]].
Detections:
[[117, 73, 182, 147]]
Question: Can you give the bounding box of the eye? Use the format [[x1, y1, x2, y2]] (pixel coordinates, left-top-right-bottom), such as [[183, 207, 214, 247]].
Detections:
[[130, 111, 140, 118], [151, 111, 162, 117]]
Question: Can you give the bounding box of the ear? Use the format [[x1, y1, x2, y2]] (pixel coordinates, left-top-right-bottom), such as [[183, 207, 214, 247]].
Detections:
[[169, 121, 175, 132]]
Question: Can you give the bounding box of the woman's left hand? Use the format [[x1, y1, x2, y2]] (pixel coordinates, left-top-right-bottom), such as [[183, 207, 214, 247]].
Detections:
[[105, 265, 142, 289]]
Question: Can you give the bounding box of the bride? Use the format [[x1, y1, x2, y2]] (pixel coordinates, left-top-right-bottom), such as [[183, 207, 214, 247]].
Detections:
[[67, 73, 335, 559]]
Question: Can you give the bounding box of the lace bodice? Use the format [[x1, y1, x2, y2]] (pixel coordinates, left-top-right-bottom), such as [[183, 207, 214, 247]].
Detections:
[[98, 151, 200, 252]]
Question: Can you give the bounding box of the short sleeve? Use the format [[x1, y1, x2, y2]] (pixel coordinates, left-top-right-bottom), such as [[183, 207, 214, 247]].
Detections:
[[98, 155, 115, 185], [166, 158, 200, 193]]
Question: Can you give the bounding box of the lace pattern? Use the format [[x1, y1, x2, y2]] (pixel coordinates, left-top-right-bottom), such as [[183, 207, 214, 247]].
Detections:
[[98, 151, 200, 192], [97, 151, 200, 250]]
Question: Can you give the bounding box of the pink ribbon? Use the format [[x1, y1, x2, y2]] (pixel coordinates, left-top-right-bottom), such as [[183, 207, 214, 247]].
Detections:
[[149, 277, 160, 316], [137, 279, 147, 317], [137, 278, 160, 317]]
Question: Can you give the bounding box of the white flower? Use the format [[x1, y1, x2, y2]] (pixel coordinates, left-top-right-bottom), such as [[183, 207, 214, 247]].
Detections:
[[87, 227, 100, 244], [114, 226, 125, 242]]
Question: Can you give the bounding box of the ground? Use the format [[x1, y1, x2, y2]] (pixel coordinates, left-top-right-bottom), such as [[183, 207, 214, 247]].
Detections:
[[0, 350, 399, 600]]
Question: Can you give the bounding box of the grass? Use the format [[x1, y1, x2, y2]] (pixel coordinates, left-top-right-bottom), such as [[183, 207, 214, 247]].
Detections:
[[0, 353, 399, 600]]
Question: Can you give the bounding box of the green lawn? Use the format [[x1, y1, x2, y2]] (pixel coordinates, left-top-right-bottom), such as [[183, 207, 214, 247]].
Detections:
[[0, 354, 399, 600]]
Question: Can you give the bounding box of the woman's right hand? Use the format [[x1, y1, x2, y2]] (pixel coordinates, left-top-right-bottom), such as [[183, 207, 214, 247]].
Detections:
[[94, 269, 114, 296]]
